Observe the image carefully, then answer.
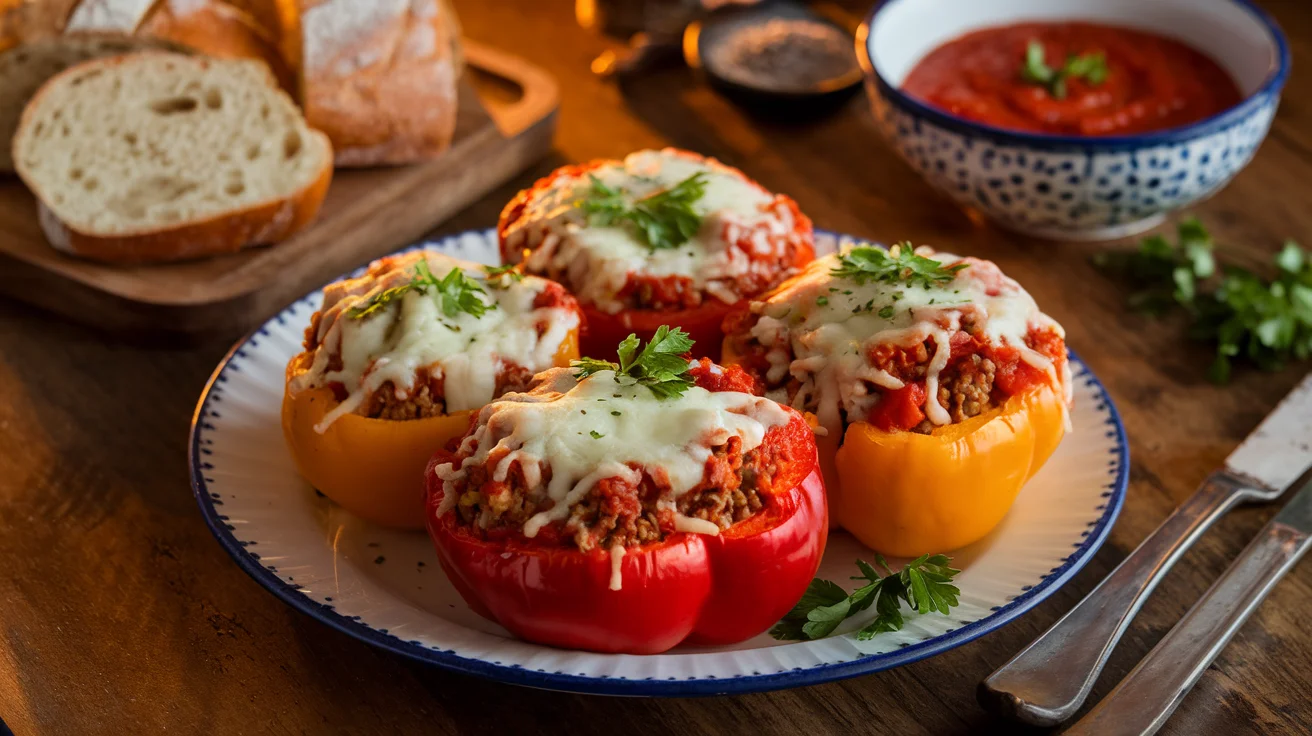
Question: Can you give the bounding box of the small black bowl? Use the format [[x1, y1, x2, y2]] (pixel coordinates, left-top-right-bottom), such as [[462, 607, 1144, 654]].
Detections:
[[684, 0, 863, 113]]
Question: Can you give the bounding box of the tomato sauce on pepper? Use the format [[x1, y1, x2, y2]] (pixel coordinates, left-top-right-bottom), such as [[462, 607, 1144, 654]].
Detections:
[[901, 22, 1242, 136]]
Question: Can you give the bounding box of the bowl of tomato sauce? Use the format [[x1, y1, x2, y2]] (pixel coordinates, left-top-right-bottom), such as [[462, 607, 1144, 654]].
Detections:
[[857, 0, 1290, 240]]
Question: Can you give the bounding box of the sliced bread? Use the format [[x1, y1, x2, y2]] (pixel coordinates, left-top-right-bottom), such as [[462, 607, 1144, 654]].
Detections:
[[13, 51, 332, 264], [0, 34, 187, 171]]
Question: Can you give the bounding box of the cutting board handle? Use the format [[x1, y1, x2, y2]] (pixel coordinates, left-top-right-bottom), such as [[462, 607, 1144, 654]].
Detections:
[[463, 40, 560, 138]]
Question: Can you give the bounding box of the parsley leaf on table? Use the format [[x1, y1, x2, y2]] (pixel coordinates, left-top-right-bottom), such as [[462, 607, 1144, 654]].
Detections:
[[1094, 218, 1312, 383], [347, 259, 496, 320], [831, 243, 968, 289], [571, 325, 696, 400], [577, 173, 708, 251], [1093, 217, 1216, 315], [1020, 39, 1109, 100], [770, 554, 961, 641]]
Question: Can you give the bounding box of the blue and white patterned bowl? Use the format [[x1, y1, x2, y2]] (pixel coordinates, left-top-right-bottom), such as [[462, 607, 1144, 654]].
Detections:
[[857, 0, 1291, 241]]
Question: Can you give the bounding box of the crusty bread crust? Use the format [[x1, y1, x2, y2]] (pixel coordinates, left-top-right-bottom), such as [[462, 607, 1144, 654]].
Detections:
[[300, 0, 461, 167], [36, 157, 331, 263], [140, 0, 298, 96], [16, 51, 334, 264]]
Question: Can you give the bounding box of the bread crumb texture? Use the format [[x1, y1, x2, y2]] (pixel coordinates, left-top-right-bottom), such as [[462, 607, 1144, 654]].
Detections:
[[15, 51, 328, 235]]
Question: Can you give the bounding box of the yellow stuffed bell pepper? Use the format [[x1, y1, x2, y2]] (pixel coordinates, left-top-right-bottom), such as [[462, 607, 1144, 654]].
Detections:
[[281, 249, 583, 530], [833, 381, 1067, 556], [719, 242, 1073, 557], [282, 332, 579, 530]]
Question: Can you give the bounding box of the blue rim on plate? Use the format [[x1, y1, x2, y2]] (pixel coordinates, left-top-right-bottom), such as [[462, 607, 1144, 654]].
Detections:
[[857, 0, 1292, 151], [189, 229, 1130, 696]]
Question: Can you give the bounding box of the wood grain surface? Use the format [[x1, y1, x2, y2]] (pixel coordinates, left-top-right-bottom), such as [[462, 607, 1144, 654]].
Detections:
[[1, 1, 1310, 733], [0, 41, 557, 339]]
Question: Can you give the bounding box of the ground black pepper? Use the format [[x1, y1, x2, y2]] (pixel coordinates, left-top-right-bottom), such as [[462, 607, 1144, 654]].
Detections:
[[708, 18, 858, 93]]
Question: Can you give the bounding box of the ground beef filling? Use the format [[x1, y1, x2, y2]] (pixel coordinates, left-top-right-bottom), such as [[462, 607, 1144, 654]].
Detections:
[[334, 363, 535, 420], [452, 435, 787, 552], [736, 315, 1055, 435], [911, 353, 998, 434], [614, 252, 803, 311]]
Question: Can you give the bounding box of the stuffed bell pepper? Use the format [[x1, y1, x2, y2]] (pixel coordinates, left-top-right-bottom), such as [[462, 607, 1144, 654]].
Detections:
[[425, 327, 827, 654], [722, 243, 1071, 556], [283, 251, 582, 529], [497, 148, 815, 358]]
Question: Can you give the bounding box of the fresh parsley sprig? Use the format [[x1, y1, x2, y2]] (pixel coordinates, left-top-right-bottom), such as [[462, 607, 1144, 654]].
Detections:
[[771, 555, 961, 641], [348, 259, 496, 320], [483, 263, 525, 288], [571, 325, 696, 400], [831, 243, 968, 289], [1020, 39, 1109, 100], [577, 172, 708, 251], [1094, 218, 1312, 383]]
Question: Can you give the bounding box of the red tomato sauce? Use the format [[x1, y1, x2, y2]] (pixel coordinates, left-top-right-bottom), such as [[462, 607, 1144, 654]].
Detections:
[[901, 22, 1243, 136]]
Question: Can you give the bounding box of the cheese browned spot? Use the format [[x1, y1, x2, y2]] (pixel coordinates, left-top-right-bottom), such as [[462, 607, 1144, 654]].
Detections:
[[501, 148, 807, 313], [292, 251, 580, 431], [744, 245, 1070, 437]]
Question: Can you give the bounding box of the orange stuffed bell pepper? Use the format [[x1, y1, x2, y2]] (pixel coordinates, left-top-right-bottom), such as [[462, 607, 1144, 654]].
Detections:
[[282, 250, 581, 529], [497, 148, 814, 359], [722, 242, 1072, 556]]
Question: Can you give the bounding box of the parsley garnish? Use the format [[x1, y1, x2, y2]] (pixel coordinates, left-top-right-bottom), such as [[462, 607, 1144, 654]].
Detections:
[[348, 259, 495, 320], [577, 173, 709, 251], [1020, 39, 1108, 100], [484, 263, 524, 288], [1095, 218, 1312, 383], [589, 430, 604, 439], [816, 296, 829, 306], [571, 325, 696, 400], [770, 555, 961, 641], [878, 305, 895, 319], [832, 243, 967, 289]]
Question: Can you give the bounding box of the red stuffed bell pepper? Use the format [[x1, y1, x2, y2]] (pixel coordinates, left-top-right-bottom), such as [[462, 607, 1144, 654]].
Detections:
[[424, 329, 827, 654], [497, 148, 815, 359]]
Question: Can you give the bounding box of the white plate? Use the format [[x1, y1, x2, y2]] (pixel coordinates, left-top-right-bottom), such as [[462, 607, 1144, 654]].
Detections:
[[190, 229, 1128, 696]]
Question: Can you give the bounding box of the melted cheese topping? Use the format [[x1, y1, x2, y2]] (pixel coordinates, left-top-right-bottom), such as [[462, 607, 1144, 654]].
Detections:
[[502, 148, 801, 313], [748, 246, 1067, 437], [434, 368, 791, 543], [292, 251, 579, 431]]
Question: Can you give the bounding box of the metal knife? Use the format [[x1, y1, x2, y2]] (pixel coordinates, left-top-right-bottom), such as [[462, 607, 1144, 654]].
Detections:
[[1066, 470, 1312, 735], [979, 372, 1312, 727]]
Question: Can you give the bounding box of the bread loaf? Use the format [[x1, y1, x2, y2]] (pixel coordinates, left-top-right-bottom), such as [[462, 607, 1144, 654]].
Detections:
[[138, 0, 297, 94], [13, 51, 332, 263], [299, 0, 461, 167]]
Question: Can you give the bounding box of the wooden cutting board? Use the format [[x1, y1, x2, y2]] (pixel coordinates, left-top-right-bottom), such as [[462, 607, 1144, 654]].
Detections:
[[0, 40, 558, 340]]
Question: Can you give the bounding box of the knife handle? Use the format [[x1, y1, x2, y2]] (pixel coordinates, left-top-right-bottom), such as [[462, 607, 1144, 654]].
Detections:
[[979, 472, 1259, 726], [1065, 516, 1312, 736]]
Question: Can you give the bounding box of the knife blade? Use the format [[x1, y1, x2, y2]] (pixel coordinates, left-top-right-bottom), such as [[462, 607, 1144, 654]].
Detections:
[[980, 372, 1312, 727], [1224, 372, 1312, 491]]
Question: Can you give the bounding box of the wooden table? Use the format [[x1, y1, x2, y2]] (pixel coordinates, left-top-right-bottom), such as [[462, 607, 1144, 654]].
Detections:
[[2, 1, 1310, 733]]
